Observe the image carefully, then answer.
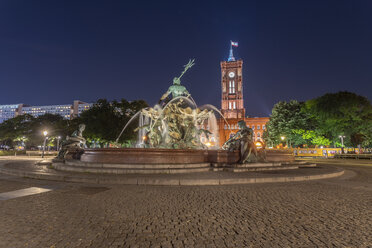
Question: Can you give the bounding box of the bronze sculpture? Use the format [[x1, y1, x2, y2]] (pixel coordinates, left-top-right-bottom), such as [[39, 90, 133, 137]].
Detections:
[[56, 124, 86, 160], [222, 120, 266, 163], [159, 59, 194, 103]]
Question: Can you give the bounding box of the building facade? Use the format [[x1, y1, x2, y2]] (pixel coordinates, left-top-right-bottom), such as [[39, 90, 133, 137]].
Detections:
[[0, 104, 23, 123], [218, 45, 270, 146], [0, 100, 92, 123]]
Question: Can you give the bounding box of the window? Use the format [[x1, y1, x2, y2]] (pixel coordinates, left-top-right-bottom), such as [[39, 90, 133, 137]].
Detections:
[[229, 81, 235, 94], [252, 125, 255, 130], [257, 132, 261, 137], [224, 124, 227, 129], [229, 102, 231, 109], [263, 125, 266, 130], [257, 125, 260, 130], [233, 102, 236, 109]]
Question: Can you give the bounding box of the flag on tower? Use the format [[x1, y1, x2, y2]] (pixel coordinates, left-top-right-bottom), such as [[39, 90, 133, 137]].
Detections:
[[231, 41, 238, 47]]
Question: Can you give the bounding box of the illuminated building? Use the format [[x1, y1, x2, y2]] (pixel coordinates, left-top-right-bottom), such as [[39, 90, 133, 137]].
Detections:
[[218, 43, 270, 146], [0, 100, 92, 123]]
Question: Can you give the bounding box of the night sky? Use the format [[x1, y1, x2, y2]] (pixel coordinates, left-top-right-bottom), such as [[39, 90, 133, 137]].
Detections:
[[1, 0, 371, 117]]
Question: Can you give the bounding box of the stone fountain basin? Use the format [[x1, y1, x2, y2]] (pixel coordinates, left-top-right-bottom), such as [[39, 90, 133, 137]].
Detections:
[[80, 148, 210, 164], [56, 148, 295, 174], [75, 148, 293, 165]]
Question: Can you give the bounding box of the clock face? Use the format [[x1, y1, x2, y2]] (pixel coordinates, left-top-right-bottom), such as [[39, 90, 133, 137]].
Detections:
[[229, 72, 235, 78]]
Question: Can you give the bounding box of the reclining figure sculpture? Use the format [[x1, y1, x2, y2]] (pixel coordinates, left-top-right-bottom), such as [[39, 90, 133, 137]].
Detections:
[[222, 120, 266, 163], [56, 124, 86, 160]]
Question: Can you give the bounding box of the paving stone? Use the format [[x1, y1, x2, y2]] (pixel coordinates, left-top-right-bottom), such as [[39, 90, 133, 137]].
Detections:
[[0, 159, 371, 247]]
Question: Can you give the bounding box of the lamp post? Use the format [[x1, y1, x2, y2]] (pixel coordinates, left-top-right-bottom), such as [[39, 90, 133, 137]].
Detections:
[[339, 135, 346, 154], [281, 136, 288, 148], [57, 136, 61, 151], [42, 131, 48, 158]]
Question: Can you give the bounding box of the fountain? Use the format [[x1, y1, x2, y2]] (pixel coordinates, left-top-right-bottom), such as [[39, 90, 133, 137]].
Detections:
[[52, 59, 293, 174]]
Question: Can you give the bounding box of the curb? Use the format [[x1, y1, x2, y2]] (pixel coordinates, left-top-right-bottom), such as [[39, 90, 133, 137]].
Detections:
[[0, 165, 345, 186]]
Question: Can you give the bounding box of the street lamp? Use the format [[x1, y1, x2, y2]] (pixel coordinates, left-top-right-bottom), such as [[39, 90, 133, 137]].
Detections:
[[42, 130, 48, 158], [57, 136, 61, 151], [281, 136, 288, 148], [339, 135, 346, 154]]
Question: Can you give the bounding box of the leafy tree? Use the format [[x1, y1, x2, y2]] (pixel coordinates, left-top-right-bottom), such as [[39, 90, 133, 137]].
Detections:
[[0, 114, 35, 147], [263, 100, 314, 147], [292, 129, 331, 146], [0, 113, 70, 149], [304, 91, 372, 147], [76, 98, 148, 146]]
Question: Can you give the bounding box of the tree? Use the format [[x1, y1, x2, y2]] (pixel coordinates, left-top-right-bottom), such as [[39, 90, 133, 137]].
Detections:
[[263, 100, 314, 147], [0, 113, 69, 149], [292, 129, 331, 146], [75, 98, 149, 146], [0, 114, 35, 147], [304, 91, 372, 147]]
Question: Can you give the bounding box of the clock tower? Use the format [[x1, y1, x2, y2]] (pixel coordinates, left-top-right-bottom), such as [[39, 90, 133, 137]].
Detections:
[[220, 45, 245, 119]]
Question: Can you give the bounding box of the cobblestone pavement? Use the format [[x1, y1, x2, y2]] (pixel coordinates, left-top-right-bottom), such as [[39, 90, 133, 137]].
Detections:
[[0, 159, 371, 247]]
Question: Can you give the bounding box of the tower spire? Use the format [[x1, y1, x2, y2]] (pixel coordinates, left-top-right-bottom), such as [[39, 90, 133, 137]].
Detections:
[[227, 41, 238, 62], [228, 41, 235, 62]]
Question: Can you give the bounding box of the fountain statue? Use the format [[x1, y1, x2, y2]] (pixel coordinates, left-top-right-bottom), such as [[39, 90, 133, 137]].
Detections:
[[136, 59, 217, 149], [56, 124, 86, 160], [159, 59, 194, 104], [115, 59, 222, 149], [222, 120, 266, 163]]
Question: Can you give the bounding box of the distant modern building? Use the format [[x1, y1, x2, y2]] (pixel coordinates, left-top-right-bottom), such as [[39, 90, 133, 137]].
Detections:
[[218, 42, 270, 146], [0, 104, 23, 123], [0, 100, 92, 123]]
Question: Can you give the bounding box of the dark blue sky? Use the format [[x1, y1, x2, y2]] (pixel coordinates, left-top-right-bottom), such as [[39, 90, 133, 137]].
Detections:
[[0, 0, 371, 116]]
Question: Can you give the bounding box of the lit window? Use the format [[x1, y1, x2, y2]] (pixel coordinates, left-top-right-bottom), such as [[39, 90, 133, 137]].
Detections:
[[229, 81, 235, 94]]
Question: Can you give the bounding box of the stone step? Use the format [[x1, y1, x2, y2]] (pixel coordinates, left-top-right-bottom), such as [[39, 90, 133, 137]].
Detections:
[[225, 165, 299, 172], [53, 162, 211, 174], [64, 160, 209, 169], [233, 162, 282, 168]]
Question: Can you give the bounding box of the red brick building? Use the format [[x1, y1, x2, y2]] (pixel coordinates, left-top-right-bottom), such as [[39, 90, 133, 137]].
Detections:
[[218, 46, 270, 146]]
